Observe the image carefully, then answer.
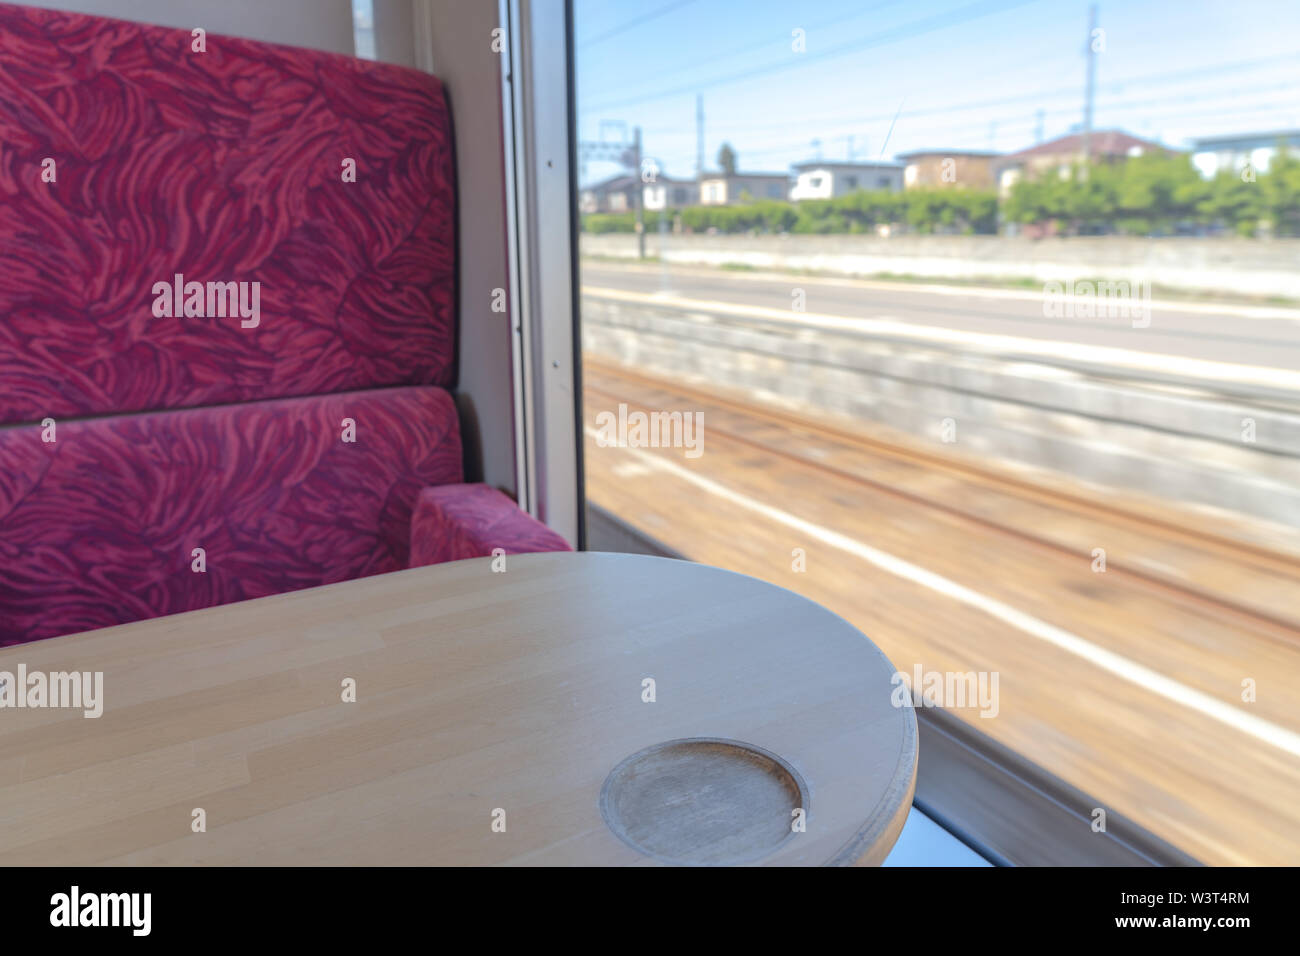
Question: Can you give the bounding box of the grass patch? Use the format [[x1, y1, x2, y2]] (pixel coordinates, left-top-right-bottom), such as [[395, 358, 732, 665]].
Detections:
[[580, 255, 1300, 308]]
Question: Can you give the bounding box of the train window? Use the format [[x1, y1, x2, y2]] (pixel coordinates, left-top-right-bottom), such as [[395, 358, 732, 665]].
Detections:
[[351, 0, 376, 60], [573, 0, 1300, 866]]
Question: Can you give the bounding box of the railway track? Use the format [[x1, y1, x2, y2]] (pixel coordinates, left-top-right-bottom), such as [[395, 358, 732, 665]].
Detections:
[[583, 356, 1300, 642]]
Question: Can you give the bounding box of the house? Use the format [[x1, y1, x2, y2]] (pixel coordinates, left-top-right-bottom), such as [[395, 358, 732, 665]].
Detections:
[[993, 129, 1169, 197], [698, 171, 790, 205], [789, 161, 903, 200], [1190, 130, 1300, 178], [579, 173, 639, 214], [580, 173, 699, 213], [896, 150, 998, 189], [644, 176, 699, 210]]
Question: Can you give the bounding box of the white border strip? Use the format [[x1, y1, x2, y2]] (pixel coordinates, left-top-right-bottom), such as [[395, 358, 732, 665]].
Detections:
[[582, 286, 1300, 393], [583, 260, 1300, 322]]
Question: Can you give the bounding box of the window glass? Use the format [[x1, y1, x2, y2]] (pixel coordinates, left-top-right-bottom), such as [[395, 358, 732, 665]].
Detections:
[[351, 0, 375, 59], [575, 0, 1300, 866]]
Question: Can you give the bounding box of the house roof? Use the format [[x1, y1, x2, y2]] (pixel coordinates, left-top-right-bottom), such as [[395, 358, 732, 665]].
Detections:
[[1000, 129, 1169, 162], [894, 149, 999, 160], [1191, 129, 1300, 149], [582, 172, 696, 192], [791, 160, 903, 170], [699, 170, 790, 181], [582, 173, 638, 192]]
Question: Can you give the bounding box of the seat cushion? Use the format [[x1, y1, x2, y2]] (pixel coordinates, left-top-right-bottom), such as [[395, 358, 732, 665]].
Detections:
[[0, 386, 462, 644], [0, 5, 456, 426], [409, 484, 573, 566]]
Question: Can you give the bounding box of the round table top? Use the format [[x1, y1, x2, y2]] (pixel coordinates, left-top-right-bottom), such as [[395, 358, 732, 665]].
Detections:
[[0, 550, 917, 866]]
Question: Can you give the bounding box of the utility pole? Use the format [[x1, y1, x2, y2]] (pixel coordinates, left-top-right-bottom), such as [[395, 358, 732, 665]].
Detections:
[[695, 94, 704, 179], [1082, 3, 1097, 161], [578, 122, 644, 256], [577, 122, 647, 257], [658, 178, 670, 293], [633, 126, 645, 260]]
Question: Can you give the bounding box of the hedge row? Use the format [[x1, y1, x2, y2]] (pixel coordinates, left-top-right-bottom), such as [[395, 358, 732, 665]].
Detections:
[[1002, 150, 1300, 236], [582, 148, 1300, 237], [583, 187, 996, 236]]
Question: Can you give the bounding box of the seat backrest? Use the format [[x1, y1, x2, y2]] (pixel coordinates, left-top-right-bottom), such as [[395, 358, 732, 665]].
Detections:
[[0, 5, 457, 426]]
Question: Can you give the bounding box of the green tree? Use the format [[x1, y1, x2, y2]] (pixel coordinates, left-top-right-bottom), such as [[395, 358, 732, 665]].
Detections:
[[717, 142, 737, 176], [1263, 145, 1300, 236], [1109, 153, 1202, 233], [1199, 171, 1262, 236]]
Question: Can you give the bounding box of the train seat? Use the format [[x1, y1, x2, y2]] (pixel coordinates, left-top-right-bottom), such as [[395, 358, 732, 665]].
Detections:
[[0, 6, 568, 645], [409, 484, 574, 566]]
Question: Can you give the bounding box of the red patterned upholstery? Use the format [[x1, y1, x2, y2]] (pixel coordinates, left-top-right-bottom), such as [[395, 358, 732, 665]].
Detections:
[[0, 388, 463, 644], [409, 484, 574, 566], [0, 6, 569, 645], [0, 4, 455, 425]]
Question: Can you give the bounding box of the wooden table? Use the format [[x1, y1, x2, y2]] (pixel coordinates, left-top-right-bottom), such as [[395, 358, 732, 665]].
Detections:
[[0, 552, 916, 866]]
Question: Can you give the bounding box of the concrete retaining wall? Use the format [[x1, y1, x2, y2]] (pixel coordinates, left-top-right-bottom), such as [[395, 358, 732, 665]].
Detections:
[[581, 234, 1300, 299], [582, 293, 1300, 531]]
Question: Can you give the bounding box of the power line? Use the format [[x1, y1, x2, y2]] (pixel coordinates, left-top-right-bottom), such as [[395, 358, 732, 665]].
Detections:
[[715, 86, 1300, 154], [577, 0, 701, 50], [582, 0, 1045, 113], [804, 80, 1299, 145], [630, 48, 1073, 137], [923, 100, 1300, 153], [582, 0, 910, 86], [880, 99, 905, 157], [629, 93, 1300, 172], [633, 51, 1300, 139]]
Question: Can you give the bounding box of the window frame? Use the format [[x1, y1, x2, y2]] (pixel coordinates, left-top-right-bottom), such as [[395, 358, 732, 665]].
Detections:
[[499, 0, 584, 547]]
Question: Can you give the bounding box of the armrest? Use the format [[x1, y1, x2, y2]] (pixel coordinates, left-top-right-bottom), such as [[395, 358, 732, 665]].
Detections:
[[408, 483, 573, 567]]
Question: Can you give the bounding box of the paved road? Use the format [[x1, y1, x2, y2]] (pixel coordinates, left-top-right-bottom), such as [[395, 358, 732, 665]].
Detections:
[[581, 260, 1300, 373]]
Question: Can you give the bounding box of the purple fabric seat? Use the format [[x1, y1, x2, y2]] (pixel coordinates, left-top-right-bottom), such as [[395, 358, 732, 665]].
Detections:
[[409, 484, 574, 567], [0, 388, 465, 644], [0, 6, 568, 644]]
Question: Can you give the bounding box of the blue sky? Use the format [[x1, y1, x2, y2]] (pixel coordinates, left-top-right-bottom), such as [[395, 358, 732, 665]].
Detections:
[[574, 0, 1300, 184]]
